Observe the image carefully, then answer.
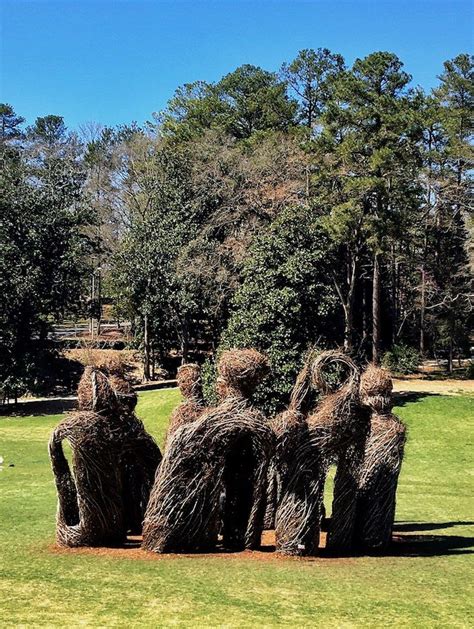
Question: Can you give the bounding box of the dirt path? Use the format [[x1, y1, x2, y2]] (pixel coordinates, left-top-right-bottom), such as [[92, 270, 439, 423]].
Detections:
[[393, 377, 473, 396]]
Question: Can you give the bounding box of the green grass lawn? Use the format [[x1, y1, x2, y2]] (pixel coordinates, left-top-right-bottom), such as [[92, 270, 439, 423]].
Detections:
[[0, 390, 473, 627]]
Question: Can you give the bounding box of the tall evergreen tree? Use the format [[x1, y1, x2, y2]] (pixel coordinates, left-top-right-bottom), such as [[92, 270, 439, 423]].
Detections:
[[280, 48, 345, 129], [311, 52, 423, 359], [422, 55, 473, 369], [220, 206, 338, 412]]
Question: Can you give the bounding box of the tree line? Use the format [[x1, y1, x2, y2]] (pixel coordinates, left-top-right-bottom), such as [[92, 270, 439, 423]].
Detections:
[[1, 50, 472, 409]]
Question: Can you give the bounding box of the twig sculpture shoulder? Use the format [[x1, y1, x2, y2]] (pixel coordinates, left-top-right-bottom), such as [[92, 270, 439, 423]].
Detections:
[[142, 348, 273, 553], [355, 364, 406, 550], [49, 366, 162, 547]]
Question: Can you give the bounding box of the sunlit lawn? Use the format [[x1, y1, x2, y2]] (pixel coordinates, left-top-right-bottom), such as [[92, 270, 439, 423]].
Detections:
[[0, 389, 473, 627]]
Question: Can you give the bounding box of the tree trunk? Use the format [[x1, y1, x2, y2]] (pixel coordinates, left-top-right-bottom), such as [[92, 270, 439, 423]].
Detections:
[[338, 255, 358, 354], [447, 335, 453, 374], [372, 253, 381, 364], [181, 316, 190, 365], [97, 267, 102, 337], [90, 272, 95, 339], [362, 278, 368, 346], [143, 314, 151, 383], [419, 268, 426, 356], [343, 304, 354, 353], [391, 245, 398, 344]]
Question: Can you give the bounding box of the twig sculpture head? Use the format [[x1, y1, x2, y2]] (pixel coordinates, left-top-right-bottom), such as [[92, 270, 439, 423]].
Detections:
[[77, 365, 137, 415], [177, 363, 203, 400], [360, 364, 393, 413], [217, 348, 270, 398]]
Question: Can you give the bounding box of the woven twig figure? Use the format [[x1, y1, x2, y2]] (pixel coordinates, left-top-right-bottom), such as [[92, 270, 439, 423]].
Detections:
[[354, 365, 406, 550], [49, 367, 162, 546], [218, 350, 273, 549], [312, 353, 371, 553], [142, 349, 273, 553], [276, 351, 371, 555], [264, 362, 313, 529], [160, 363, 207, 523], [166, 364, 205, 443]]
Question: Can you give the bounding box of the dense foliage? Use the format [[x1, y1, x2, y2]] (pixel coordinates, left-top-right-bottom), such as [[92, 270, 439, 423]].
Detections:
[[0, 108, 92, 398], [219, 207, 339, 411], [1, 50, 472, 402], [382, 344, 420, 375]]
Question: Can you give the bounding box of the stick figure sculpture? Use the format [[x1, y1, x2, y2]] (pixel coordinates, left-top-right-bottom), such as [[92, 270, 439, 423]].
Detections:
[[49, 367, 162, 546], [354, 364, 406, 550], [264, 362, 313, 529], [142, 349, 273, 553], [276, 351, 371, 555], [166, 363, 205, 443]]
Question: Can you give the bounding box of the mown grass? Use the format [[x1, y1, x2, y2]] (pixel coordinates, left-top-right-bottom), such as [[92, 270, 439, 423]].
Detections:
[[0, 390, 473, 627]]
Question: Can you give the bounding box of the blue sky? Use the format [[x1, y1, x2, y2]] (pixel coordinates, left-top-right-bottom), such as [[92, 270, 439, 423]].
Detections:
[[1, 0, 472, 129]]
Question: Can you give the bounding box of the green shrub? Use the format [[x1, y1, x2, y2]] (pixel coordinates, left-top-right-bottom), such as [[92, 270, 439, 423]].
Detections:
[[382, 344, 420, 375], [464, 361, 474, 380], [201, 356, 218, 405]]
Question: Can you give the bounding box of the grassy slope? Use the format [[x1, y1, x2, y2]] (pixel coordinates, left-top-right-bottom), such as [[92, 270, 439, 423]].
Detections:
[[0, 390, 473, 627]]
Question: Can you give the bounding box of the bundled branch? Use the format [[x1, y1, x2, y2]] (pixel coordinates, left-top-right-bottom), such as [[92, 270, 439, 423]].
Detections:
[[49, 367, 162, 547], [142, 349, 273, 553], [354, 365, 406, 550]]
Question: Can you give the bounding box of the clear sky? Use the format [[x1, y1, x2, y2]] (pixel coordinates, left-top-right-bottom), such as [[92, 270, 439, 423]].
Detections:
[[1, 0, 472, 130]]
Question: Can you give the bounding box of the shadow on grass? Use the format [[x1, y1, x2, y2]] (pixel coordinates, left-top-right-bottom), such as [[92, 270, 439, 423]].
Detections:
[[390, 533, 474, 556], [388, 520, 474, 556], [0, 397, 77, 418], [393, 391, 442, 406], [317, 520, 474, 558], [394, 520, 474, 532]]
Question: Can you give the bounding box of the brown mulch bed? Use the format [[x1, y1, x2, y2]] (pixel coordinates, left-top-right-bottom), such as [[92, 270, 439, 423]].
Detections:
[[46, 531, 366, 566]]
